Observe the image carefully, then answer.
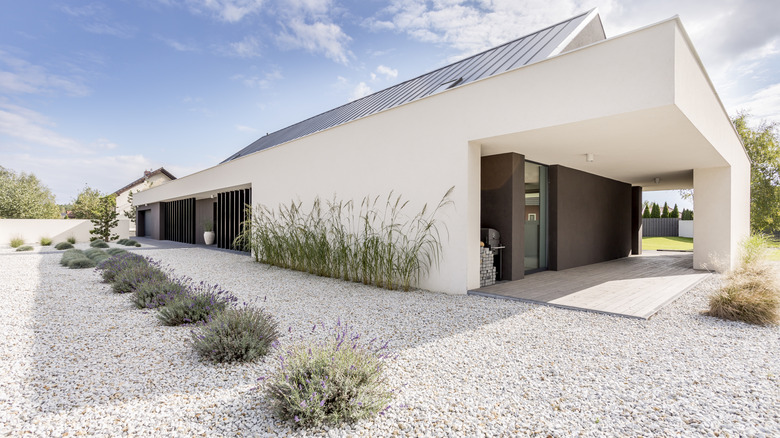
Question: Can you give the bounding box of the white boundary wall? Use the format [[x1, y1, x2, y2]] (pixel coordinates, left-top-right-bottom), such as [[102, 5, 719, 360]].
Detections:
[[679, 220, 694, 238], [0, 219, 130, 246]]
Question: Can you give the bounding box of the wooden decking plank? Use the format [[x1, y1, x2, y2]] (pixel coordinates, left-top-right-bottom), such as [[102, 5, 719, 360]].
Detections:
[[471, 252, 708, 319]]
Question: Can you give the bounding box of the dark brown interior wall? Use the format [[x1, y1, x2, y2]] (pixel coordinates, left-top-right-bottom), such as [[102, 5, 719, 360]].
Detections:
[[481, 153, 524, 280], [136, 203, 163, 240], [549, 165, 632, 271]]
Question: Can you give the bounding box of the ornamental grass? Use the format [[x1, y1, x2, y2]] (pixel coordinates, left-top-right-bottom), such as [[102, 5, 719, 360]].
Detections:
[[236, 188, 453, 291]]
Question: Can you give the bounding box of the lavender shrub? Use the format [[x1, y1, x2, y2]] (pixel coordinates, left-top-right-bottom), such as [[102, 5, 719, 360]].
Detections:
[[156, 281, 238, 326], [263, 320, 394, 428]]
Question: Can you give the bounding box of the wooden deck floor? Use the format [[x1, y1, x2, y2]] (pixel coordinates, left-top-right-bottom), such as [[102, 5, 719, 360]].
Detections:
[[469, 251, 710, 319]]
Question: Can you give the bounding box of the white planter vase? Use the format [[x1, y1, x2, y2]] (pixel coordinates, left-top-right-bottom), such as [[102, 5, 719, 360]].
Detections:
[[204, 231, 215, 245]]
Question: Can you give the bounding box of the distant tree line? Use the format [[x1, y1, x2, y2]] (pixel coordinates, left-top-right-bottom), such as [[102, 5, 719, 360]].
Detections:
[[642, 201, 692, 220]]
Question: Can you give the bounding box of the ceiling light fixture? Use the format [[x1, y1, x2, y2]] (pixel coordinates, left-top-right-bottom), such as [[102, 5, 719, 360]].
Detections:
[[585, 153, 594, 162], [653, 177, 661, 184]]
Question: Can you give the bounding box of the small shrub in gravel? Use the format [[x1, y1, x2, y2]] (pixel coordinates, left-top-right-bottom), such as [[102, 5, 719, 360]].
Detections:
[[111, 262, 168, 294], [69, 257, 97, 269], [67, 236, 76, 244], [135, 243, 141, 247], [190, 304, 279, 363], [55, 242, 74, 250], [90, 240, 109, 248], [40, 237, 52, 246], [60, 249, 86, 266], [264, 321, 394, 428], [84, 248, 107, 260], [96, 252, 149, 283], [10, 237, 24, 248], [125, 239, 139, 246], [106, 248, 127, 256], [117, 239, 129, 245], [131, 276, 189, 309], [708, 235, 779, 325], [16, 245, 33, 252], [156, 282, 237, 326]]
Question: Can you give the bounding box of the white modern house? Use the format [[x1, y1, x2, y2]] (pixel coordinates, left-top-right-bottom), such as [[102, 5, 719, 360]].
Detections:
[[115, 167, 176, 236], [134, 9, 750, 295]]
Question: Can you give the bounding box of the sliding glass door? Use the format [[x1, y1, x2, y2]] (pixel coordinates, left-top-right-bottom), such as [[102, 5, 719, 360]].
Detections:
[[525, 161, 548, 273]]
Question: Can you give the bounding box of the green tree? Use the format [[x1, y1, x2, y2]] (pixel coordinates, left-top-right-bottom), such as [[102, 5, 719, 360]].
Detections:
[[733, 112, 780, 233], [650, 202, 661, 218], [90, 195, 119, 241], [660, 202, 670, 218], [72, 186, 103, 219], [642, 205, 651, 218], [123, 190, 137, 223], [671, 204, 679, 219], [0, 166, 60, 219], [681, 209, 694, 220]]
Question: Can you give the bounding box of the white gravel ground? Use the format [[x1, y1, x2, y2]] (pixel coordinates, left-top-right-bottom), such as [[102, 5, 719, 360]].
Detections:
[[1, 243, 778, 437]]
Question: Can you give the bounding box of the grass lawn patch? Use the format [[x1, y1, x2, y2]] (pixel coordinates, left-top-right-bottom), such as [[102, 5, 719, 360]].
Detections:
[[643, 237, 693, 251]]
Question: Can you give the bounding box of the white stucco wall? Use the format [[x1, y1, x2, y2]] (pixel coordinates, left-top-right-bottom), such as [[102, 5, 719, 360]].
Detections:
[[673, 24, 751, 271], [0, 219, 130, 246], [679, 220, 694, 238], [135, 17, 748, 292]]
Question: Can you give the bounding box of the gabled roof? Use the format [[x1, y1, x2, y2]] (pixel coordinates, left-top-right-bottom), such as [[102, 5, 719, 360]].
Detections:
[[113, 167, 176, 196], [223, 9, 604, 163]]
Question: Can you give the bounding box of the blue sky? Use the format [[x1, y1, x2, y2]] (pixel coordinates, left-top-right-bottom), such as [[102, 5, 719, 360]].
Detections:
[[1, 1, 778, 207]]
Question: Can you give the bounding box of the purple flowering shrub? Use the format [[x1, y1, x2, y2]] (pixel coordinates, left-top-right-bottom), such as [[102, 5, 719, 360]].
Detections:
[[110, 260, 168, 294], [156, 281, 238, 326], [190, 303, 279, 363], [96, 252, 149, 283], [264, 321, 394, 427], [131, 275, 190, 309]]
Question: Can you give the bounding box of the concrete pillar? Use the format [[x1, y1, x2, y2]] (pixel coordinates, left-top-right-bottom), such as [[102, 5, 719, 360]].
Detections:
[[481, 153, 525, 280], [631, 186, 643, 255], [693, 166, 750, 271]]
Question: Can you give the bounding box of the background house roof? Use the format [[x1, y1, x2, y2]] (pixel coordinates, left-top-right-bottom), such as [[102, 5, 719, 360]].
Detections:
[[113, 167, 176, 196], [222, 9, 603, 163]]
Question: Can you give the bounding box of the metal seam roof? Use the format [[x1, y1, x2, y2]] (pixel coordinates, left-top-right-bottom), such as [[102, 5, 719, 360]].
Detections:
[[222, 10, 595, 163]]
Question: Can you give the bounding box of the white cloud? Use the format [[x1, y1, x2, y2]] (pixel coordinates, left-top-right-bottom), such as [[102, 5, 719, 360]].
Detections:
[[376, 64, 398, 80], [236, 124, 257, 132], [349, 82, 372, 101], [365, 0, 614, 57], [227, 35, 262, 58], [0, 51, 90, 96], [59, 2, 136, 38], [733, 82, 780, 124], [185, 0, 266, 22], [0, 103, 86, 153], [158, 36, 199, 52], [232, 69, 283, 88], [277, 19, 352, 64]]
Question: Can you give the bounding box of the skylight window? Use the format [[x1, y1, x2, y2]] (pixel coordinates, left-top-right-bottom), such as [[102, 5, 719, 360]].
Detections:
[[432, 77, 462, 94]]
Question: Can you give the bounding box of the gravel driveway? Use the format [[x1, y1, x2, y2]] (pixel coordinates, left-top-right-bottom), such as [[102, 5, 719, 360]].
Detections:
[[1, 245, 778, 437]]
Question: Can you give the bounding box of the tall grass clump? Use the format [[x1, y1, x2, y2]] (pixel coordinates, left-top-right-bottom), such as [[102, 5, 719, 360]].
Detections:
[[156, 281, 237, 326], [131, 275, 190, 309], [67, 236, 76, 244], [236, 187, 453, 291], [40, 237, 52, 246], [55, 242, 74, 250], [10, 237, 24, 248], [190, 304, 279, 363], [264, 321, 394, 427], [96, 252, 149, 283], [707, 234, 780, 325]]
